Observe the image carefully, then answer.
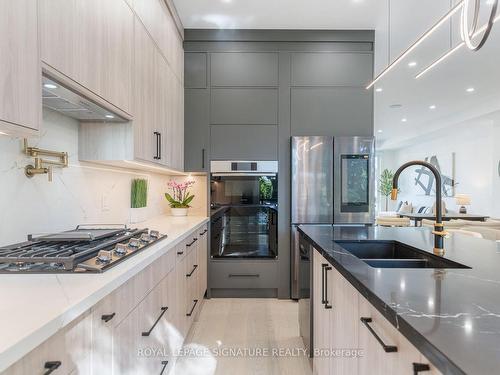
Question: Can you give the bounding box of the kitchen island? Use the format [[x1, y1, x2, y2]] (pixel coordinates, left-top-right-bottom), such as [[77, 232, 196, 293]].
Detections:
[[299, 225, 500, 375]]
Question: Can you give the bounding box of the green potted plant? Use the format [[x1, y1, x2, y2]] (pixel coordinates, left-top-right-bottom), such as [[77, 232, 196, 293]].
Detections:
[[130, 178, 148, 223], [378, 169, 397, 211], [165, 180, 195, 216]]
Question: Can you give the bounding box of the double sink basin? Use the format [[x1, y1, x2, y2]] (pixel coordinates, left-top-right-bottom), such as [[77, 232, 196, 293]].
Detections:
[[335, 240, 470, 269]]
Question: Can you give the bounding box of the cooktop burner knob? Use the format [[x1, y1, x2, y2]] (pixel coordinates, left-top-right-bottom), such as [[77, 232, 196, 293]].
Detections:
[[96, 250, 113, 264], [140, 233, 152, 243], [128, 238, 141, 248], [114, 244, 128, 257], [150, 230, 160, 239]]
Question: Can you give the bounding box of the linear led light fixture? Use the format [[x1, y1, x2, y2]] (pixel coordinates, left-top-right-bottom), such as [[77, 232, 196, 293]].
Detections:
[[415, 12, 500, 79], [365, 0, 464, 90]]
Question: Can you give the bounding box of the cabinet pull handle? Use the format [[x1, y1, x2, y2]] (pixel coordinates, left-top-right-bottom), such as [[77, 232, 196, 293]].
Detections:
[[160, 360, 169, 375], [186, 299, 198, 316], [158, 132, 162, 160], [186, 238, 198, 247], [324, 265, 332, 309], [101, 313, 116, 323], [202, 148, 205, 169], [228, 273, 259, 278], [153, 132, 160, 160], [321, 264, 327, 304], [199, 229, 208, 236], [186, 264, 198, 277], [413, 363, 431, 374], [43, 361, 62, 375], [177, 250, 184, 255], [142, 307, 168, 336], [360, 317, 398, 353]]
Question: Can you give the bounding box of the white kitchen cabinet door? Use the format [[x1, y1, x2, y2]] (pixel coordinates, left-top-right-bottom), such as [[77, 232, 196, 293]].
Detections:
[[39, 0, 133, 114], [0, 0, 41, 134]]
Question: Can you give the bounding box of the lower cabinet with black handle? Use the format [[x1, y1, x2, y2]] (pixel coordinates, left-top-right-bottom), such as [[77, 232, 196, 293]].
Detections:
[[2, 223, 209, 375], [312, 249, 442, 375]]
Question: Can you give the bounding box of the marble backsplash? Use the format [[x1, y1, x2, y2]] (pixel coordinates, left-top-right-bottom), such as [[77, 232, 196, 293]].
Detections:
[[0, 108, 207, 246]]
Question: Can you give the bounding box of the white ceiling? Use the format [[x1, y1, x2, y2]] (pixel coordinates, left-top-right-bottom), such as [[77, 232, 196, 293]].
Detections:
[[173, 0, 500, 151], [172, 0, 381, 29]]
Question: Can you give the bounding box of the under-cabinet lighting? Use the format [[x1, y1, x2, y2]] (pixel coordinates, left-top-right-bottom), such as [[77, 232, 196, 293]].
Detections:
[[43, 83, 58, 89], [365, 0, 464, 89]]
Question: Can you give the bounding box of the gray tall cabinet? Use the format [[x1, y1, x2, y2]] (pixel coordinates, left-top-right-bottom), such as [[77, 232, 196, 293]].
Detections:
[[184, 30, 374, 298]]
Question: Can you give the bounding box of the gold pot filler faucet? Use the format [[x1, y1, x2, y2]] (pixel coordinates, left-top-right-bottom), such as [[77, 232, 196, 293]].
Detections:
[[391, 160, 448, 256], [23, 139, 68, 182]]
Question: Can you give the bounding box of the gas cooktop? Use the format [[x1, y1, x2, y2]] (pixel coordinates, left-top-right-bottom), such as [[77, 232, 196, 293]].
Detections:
[[0, 225, 166, 273]]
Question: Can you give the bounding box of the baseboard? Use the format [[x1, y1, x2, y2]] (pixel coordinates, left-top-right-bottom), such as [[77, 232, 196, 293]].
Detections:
[[209, 288, 278, 298]]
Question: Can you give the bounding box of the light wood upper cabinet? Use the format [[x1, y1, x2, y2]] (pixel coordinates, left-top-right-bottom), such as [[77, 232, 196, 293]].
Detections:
[[0, 0, 41, 133], [39, 0, 133, 115]]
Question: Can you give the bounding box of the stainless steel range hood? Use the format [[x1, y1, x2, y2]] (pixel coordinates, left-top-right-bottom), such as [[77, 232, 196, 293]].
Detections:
[[42, 76, 127, 122]]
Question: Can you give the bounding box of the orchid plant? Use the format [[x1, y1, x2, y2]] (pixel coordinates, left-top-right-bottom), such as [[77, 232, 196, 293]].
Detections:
[[165, 180, 195, 208]]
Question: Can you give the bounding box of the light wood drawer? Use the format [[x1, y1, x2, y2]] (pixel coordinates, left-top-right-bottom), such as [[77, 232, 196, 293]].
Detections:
[[3, 312, 92, 375], [209, 261, 278, 289]]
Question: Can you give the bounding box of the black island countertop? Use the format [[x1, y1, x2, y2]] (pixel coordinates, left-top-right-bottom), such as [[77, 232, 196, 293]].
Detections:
[[298, 225, 500, 375]]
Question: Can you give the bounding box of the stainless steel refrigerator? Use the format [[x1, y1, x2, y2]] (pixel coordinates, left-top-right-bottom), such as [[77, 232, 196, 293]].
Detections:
[[291, 136, 375, 351]]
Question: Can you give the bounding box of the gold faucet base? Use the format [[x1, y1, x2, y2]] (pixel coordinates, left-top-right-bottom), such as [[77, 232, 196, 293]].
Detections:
[[433, 248, 445, 256]]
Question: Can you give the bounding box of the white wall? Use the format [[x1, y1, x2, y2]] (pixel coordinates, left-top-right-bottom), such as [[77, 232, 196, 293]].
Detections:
[[0, 108, 206, 246], [377, 111, 500, 218]]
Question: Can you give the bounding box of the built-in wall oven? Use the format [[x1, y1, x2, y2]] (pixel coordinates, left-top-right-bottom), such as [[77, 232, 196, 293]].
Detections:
[[210, 161, 278, 259]]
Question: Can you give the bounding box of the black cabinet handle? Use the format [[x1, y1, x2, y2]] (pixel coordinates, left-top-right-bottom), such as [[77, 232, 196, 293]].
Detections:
[[153, 132, 160, 160], [186, 264, 198, 277], [177, 250, 184, 255], [228, 274, 259, 278], [321, 264, 327, 304], [158, 132, 162, 160], [160, 360, 169, 375], [199, 229, 208, 236], [186, 238, 198, 247], [101, 313, 116, 323], [186, 299, 198, 316], [43, 361, 62, 375], [360, 317, 398, 353], [142, 307, 168, 336], [413, 363, 431, 374], [202, 148, 205, 169], [324, 265, 332, 309]]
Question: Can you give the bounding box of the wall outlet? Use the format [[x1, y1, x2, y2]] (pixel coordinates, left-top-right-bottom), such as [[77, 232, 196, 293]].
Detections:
[[101, 194, 111, 212]]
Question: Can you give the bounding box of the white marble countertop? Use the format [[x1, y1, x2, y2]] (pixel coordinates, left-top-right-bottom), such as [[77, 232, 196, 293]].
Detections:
[[0, 215, 209, 372]]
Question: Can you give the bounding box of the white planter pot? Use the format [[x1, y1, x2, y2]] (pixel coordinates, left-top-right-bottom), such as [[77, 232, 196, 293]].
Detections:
[[170, 207, 188, 216], [130, 207, 148, 224]]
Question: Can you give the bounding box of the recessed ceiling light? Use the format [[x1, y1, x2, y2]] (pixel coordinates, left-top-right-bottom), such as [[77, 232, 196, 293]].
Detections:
[[43, 83, 58, 89], [401, 118, 408, 122], [105, 114, 115, 119], [221, 0, 232, 3], [375, 88, 383, 92], [466, 87, 475, 93], [377, 129, 383, 133], [429, 105, 436, 109], [408, 61, 417, 67]]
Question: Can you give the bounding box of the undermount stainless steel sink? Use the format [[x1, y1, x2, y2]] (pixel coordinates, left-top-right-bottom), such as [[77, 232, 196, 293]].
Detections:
[[335, 240, 470, 269]]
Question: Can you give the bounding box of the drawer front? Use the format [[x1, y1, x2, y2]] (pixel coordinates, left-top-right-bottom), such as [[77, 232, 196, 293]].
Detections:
[[4, 312, 92, 375], [209, 261, 278, 289]]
